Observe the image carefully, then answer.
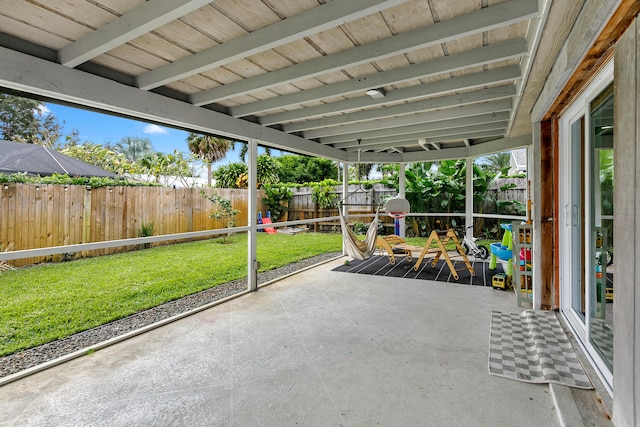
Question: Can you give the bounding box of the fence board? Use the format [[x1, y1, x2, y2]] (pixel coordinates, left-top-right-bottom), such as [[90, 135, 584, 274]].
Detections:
[[0, 184, 270, 266]]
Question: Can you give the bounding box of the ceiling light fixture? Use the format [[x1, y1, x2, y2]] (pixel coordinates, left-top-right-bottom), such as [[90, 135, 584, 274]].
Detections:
[[366, 88, 385, 99]]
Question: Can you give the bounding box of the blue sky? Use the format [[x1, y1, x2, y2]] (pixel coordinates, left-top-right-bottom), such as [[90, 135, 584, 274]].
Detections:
[[45, 102, 247, 165]]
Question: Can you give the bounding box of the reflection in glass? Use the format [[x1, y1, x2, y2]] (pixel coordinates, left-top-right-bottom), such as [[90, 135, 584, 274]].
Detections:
[[589, 83, 614, 371], [570, 117, 585, 320]]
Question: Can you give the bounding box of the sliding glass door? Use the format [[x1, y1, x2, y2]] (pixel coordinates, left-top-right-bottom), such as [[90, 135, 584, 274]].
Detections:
[[559, 61, 614, 390]]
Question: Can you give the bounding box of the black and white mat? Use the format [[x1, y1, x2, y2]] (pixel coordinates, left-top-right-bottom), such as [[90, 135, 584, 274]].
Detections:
[[332, 254, 504, 286], [489, 310, 593, 389]]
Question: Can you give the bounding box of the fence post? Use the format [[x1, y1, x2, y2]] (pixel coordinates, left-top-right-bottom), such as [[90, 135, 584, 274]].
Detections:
[[314, 201, 318, 232], [81, 186, 92, 257]]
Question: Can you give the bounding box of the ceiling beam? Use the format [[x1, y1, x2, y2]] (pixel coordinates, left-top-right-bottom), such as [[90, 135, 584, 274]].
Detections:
[[259, 65, 520, 126], [347, 151, 402, 163], [392, 134, 533, 163], [336, 134, 532, 163], [341, 123, 509, 151], [137, 0, 409, 90], [191, 0, 538, 105], [328, 112, 510, 147], [310, 98, 512, 140], [0, 46, 346, 161], [58, 0, 212, 68], [284, 85, 515, 133], [467, 134, 532, 157], [230, 38, 528, 117]]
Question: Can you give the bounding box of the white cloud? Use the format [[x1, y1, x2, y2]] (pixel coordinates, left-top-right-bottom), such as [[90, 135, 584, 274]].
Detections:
[[143, 124, 168, 135], [34, 104, 51, 116]]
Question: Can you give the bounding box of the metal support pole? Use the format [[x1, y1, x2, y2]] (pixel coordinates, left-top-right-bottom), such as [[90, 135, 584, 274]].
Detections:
[[399, 162, 406, 238], [247, 139, 258, 292], [466, 157, 473, 240]]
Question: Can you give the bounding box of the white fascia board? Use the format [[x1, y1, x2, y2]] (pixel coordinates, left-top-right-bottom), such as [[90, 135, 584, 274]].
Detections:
[[260, 65, 521, 126], [230, 38, 528, 117], [192, 0, 537, 105], [59, 0, 212, 68], [0, 47, 346, 161], [138, 0, 409, 90]]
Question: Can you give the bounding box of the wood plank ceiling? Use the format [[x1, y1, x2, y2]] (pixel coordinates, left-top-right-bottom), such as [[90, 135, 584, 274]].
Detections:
[[0, 0, 545, 162]]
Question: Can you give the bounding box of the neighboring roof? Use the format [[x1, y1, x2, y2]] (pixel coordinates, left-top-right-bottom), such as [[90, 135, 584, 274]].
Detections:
[[510, 148, 527, 171], [0, 0, 553, 163], [0, 140, 115, 177]]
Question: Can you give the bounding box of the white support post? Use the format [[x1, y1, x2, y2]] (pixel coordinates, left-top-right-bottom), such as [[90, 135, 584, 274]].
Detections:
[[466, 157, 474, 239], [399, 162, 406, 238], [529, 138, 541, 310], [342, 162, 349, 256], [248, 139, 258, 292]]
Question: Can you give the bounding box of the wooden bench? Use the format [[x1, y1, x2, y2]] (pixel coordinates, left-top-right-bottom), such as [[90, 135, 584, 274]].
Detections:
[[376, 230, 475, 280]]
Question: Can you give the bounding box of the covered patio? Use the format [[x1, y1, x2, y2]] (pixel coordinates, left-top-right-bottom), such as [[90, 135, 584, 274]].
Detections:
[[2, 258, 573, 426], [3, 0, 640, 424]]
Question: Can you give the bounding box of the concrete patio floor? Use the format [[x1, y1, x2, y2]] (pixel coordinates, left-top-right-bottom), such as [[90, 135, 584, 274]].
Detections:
[[1, 257, 565, 426]]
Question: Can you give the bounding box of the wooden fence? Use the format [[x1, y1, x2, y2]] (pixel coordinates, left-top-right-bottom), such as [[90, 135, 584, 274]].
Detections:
[[285, 180, 527, 226], [482, 178, 528, 213], [287, 184, 397, 232], [0, 179, 526, 266], [0, 183, 266, 266]]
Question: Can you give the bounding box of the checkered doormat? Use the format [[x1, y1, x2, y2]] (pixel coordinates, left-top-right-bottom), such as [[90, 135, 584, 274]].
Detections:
[[489, 310, 593, 389]]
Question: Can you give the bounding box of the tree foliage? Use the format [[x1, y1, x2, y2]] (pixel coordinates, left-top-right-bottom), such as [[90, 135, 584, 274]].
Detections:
[[137, 151, 196, 184], [276, 155, 338, 184], [187, 133, 232, 186], [234, 141, 272, 162], [261, 184, 293, 222], [112, 136, 154, 162], [381, 159, 525, 236], [213, 162, 247, 188], [0, 94, 62, 147], [479, 152, 511, 174], [212, 155, 281, 188], [61, 143, 137, 175], [0, 172, 155, 188], [201, 191, 240, 242], [349, 163, 373, 181]]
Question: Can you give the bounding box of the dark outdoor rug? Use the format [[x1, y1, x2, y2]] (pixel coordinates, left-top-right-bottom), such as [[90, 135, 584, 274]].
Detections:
[[332, 254, 504, 286], [489, 310, 593, 389]]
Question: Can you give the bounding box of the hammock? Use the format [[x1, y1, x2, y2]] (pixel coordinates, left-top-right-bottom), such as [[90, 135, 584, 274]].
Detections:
[[339, 207, 380, 260]]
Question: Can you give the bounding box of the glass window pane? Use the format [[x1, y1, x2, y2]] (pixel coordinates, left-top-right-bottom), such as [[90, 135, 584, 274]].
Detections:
[[589, 83, 614, 371]]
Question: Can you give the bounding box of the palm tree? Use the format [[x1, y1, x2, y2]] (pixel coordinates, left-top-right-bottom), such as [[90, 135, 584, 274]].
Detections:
[[187, 133, 232, 186], [481, 152, 512, 174], [234, 140, 271, 162], [113, 137, 154, 162]]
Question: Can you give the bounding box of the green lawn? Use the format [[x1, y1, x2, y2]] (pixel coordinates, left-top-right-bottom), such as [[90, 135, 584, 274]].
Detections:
[[0, 232, 341, 357]]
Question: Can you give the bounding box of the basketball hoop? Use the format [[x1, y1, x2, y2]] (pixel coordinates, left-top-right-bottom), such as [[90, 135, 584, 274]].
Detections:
[[385, 198, 410, 235], [385, 197, 410, 218], [388, 212, 407, 219]]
